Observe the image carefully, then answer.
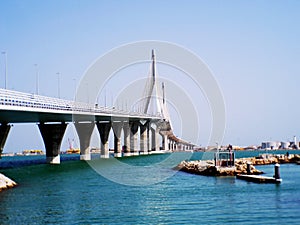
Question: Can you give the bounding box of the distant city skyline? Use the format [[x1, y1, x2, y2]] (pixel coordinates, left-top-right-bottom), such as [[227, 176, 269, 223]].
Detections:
[[1, 0, 300, 152]]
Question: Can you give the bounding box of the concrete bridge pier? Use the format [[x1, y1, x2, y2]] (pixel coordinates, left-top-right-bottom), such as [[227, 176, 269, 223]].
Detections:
[[160, 132, 169, 151], [123, 123, 131, 156], [96, 122, 111, 158], [174, 142, 177, 150], [147, 125, 150, 154], [140, 121, 149, 155], [177, 143, 182, 150], [130, 121, 139, 156], [75, 122, 94, 161], [151, 126, 160, 152], [38, 122, 67, 164], [0, 123, 12, 156], [169, 140, 173, 151], [112, 121, 123, 157], [171, 140, 176, 150]]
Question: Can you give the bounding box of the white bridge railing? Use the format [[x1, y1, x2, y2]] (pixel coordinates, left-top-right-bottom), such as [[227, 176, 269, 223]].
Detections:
[[0, 88, 162, 118]]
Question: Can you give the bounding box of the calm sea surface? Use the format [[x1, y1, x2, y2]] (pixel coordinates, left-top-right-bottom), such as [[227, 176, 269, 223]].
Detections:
[[1, 151, 300, 224]]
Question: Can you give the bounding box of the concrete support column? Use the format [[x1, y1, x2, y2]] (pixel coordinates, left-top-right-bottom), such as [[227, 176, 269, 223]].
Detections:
[[178, 143, 182, 150], [161, 133, 169, 151], [123, 123, 131, 156], [0, 123, 11, 157], [151, 127, 160, 152], [140, 121, 149, 155], [147, 125, 150, 153], [112, 122, 123, 157], [38, 122, 67, 164], [75, 122, 95, 161], [130, 121, 139, 155], [96, 122, 111, 158], [169, 140, 172, 150]]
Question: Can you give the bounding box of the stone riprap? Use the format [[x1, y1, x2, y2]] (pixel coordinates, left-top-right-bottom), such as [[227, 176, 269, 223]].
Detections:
[[175, 160, 263, 176]]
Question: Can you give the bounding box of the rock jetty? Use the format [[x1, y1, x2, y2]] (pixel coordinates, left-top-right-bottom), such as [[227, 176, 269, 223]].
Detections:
[[175, 154, 300, 176], [0, 173, 17, 191], [175, 160, 263, 176], [238, 154, 300, 165]]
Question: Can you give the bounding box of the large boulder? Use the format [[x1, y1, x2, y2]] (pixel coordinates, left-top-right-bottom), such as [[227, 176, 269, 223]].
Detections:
[[0, 173, 17, 191]]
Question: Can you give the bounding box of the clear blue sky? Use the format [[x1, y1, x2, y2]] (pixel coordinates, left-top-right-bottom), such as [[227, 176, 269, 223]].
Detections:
[[1, 0, 300, 152]]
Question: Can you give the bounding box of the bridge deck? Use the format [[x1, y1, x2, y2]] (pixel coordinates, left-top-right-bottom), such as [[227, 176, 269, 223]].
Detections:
[[0, 88, 161, 123]]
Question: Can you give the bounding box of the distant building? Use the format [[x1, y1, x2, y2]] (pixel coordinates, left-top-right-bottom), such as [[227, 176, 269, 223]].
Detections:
[[261, 139, 299, 150], [280, 142, 290, 149], [22, 149, 44, 155], [261, 141, 280, 150]]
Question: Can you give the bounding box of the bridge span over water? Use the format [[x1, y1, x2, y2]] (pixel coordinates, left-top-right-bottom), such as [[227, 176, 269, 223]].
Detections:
[[0, 51, 196, 163]]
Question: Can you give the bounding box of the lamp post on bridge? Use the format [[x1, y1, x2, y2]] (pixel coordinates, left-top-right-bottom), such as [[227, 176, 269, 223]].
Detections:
[[34, 64, 39, 95], [56, 72, 60, 99], [104, 89, 107, 107], [1, 51, 7, 89]]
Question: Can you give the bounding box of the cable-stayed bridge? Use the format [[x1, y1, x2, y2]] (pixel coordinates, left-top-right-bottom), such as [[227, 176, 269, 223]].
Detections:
[[0, 50, 196, 164]]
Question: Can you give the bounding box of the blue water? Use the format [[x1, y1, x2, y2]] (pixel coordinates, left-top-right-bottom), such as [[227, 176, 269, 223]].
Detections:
[[1, 151, 300, 224]]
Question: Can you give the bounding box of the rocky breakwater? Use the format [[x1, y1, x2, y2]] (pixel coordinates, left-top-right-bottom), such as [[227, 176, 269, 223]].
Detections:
[[176, 154, 300, 176], [175, 160, 263, 176], [239, 154, 300, 165], [0, 173, 17, 191]]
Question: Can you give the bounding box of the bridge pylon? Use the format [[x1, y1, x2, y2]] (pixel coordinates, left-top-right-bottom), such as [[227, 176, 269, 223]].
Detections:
[[137, 50, 176, 152]]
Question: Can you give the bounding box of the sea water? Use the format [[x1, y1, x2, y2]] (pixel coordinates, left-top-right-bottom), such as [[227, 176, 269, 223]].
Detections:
[[0, 151, 300, 224]]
